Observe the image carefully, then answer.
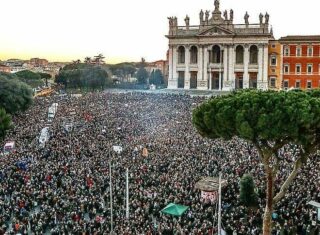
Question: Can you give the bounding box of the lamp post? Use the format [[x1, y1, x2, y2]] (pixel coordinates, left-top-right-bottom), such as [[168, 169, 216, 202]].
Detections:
[[109, 161, 113, 234]]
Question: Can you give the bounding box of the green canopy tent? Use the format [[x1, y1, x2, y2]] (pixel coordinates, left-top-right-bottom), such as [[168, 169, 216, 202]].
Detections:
[[161, 203, 189, 217]]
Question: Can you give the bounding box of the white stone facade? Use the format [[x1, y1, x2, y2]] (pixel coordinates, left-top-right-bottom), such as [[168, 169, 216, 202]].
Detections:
[[166, 0, 273, 91]]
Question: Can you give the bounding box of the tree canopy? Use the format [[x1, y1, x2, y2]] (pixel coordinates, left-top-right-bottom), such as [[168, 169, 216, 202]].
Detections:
[[136, 67, 149, 84], [149, 69, 164, 85], [192, 89, 320, 234], [0, 76, 33, 114], [240, 174, 258, 208], [55, 63, 111, 90], [15, 70, 44, 88], [0, 108, 12, 140]]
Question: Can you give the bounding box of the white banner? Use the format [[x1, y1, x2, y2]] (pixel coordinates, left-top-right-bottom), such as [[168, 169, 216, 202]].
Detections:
[[201, 191, 217, 203]]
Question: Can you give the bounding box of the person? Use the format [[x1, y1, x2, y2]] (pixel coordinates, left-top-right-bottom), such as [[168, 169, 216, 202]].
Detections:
[[0, 91, 319, 234]]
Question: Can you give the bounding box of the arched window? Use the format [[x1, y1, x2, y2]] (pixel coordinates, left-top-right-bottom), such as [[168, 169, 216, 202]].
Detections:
[[177, 46, 185, 64], [190, 46, 198, 64], [236, 45, 244, 64], [211, 45, 221, 63], [249, 45, 258, 64]]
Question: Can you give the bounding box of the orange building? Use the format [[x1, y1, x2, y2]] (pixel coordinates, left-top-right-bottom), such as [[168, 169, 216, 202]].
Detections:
[[0, 64, 11, 73], [279, 36, 320, 90], [268, 40, 282, 90]]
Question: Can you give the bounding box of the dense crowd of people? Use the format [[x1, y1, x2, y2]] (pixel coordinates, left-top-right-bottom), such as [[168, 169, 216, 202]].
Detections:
[[0, 91, 319, 235]]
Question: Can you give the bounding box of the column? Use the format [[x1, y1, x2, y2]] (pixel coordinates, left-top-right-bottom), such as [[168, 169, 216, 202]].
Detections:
[[198, 46, 203, 85], [227, 45, 235, 90], [185, 45, 190, 89], [209, 71, 212, 90], [263, 44, 269, 90], [168, 45, 178, 89], [199, 46, 209, 90], [168, 46, 173, 80], [243, 44, 250, 89], [258, 44, 263, 89], [223, 45, 228, 90]]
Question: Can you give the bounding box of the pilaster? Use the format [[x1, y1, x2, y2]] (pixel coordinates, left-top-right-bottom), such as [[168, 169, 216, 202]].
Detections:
[[198, 45, 209, 90], [168, 45, 178, 89], [257, 44, 264, 90], [185, 45, 190, 89], [263, 44, 269, 90], [243, 44, 250, 89]]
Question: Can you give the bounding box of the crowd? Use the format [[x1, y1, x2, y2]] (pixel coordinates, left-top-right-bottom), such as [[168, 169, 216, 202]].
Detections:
[[0, 91, 319, 235]]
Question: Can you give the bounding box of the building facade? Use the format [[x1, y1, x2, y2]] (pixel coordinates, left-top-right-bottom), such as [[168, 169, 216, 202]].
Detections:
[[279, 36, 320, 90], [268, 40, 282, 90], [0, 64, 11, 73], [166, 0, 273, 90]]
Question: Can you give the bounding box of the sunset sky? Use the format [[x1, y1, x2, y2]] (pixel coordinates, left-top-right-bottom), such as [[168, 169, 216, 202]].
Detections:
[[0, 0, 319, 63]]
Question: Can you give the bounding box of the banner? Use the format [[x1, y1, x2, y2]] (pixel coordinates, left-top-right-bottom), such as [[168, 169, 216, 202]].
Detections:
[[201, 191, 217, 203]]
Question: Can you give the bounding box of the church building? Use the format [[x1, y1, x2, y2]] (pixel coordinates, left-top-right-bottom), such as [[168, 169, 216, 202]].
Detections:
[[166, 0, 273, 90]]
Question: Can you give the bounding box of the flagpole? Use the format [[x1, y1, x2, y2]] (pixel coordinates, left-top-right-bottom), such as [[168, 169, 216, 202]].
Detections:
[[126, 168, 129, 220], [217, 172, 222, 235], [109, 161, 113, 234]]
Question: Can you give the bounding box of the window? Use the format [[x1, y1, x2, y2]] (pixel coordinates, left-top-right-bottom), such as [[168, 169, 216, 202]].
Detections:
[[236, 45, 244, 64], [270, 55, 277, 66], [284, 46, 290, 56], [283, 80, 289, 90], [190, 46, 198, 64], [296, 64, 301, 74], [211, 45, 221, 63], [295, 80, 301, 88], [177, 46, 185, 64], [269, 77, 276, 88], [249, 45, 258, 64], [307, 80, 312, 89], [296, 47, 301, 57], [307, 64, 313, 74], [271, 44, 276, 48], [284, 64, 289, 74], [308, 46, 313, 57]]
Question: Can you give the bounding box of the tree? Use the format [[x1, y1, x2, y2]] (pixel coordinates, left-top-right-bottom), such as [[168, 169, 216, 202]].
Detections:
[[0, 77, 33, 114], [192, 90, 320, 235], [149, 69, 164, 85], [0, 108, 12, 140], [240, 174, 258, 208], [38, 72, 52, 87], [136, 67, 149, 84], [15, 70, 43, 88], [55, 63, 111, 90], [15, 70, 41, 80]]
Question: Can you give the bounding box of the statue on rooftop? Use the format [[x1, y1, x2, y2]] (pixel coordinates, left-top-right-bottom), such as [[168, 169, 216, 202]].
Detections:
[[200, 10, 204, 24], [224, 10, 228, 20], [185, 15, 190, 29], [214, 0, 220, 10], [244, 12, 249, 25], [265, 12, 269, 24], [259, 13, 263, 25], [230, 9, 234, 22], [205, 10, 210, 24]]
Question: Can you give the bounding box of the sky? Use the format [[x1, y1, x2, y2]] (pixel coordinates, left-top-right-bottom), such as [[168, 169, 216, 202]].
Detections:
[[0, 0, 319, 64]]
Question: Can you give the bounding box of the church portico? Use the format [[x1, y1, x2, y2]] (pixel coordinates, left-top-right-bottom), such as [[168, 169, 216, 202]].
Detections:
[[166, 0, 272, 91]]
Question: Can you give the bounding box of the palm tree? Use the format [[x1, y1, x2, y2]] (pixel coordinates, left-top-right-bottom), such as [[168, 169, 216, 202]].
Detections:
[[94, 54, 105, 65], [84, 57, 92, 64], [0, 108, 12, 140]]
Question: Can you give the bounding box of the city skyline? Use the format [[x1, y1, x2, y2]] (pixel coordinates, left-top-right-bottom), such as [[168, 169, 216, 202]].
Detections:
[[0, 0, 319, 63]]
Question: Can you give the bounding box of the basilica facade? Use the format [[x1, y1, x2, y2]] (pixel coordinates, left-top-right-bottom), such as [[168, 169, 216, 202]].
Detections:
[[166, 0, 273, 90]]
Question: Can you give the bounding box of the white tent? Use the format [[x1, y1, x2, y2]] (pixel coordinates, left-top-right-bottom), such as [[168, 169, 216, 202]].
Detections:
[[113, 146, 123, 154], [4, 141, 15, 153]]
